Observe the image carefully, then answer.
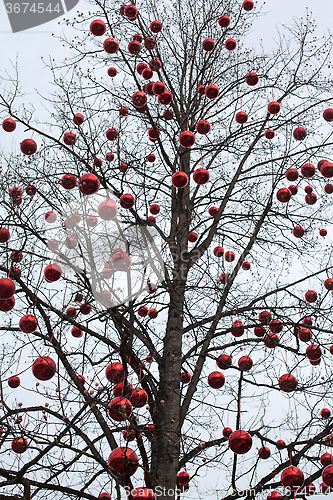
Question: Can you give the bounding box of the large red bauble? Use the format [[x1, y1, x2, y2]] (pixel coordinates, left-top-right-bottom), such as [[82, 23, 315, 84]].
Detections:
[[90, 19, 106, 36], [12, 437, 28, 454], [238, 355, 253, 371], [105, 362, 124, 383], [108, 396, 132, 421], [236, 111, 248, 124], [32, 356, 56, 381], [321, 162, 333, 178], [44, 264, 62, 283], [98, 199, 118, 220], [323, 108, 333, 122], [225, 251, 235, 262], [158, 91, 173, 105], [217, 353, 232, 369], [265, 129, 275, 139], [218, 15, 230, 27], [103, 38, 119, 54], [178, 471, 190, 486], [202, 38, 215, 51], [279, 373, 297, 392], [276, 440, 286, 450], [293, 226, 304, 238], [120, 193, 135, 209], [229, 430, 252, 454], [107, 67, 117, 77], [61, 174, 77, 190], [0, 296, 15, 312], [231, 320, 244, 337], [258, 446, 270, 459], [78, 173, 100, 195], [298, 327, 311, 342], [259, 310, 272, 324], [243, 0, 254, 10], [205, 84, 219, 99], [225, 39, 237, 50], [152, 82, 166, 95], [132, 92, 147, 108], [245, 72, 259, 86], [172, 171, 188, 188], [301, 163, 315, 178], [305, 290, 317, 303], [268, 101, 280, 114], [179, 131, 195, 148], [150, 20, 162, 33], [208, 371, 225, 389], [0, 278, 15, 299], [63, 132, 76, 145], [8, 375, 20, 388], [213, 246, 224, 257], [193, 168, 209, 185], [286, 168, 299, 181], [73, 113, 84, 125], [306, 344, 321, 361], [293, 127, 307, 140], [321, 408, 331, 419], [281, 466, 304, 490], [130, 388, 148, 407], [0, 228, 10, 242], [20, 139, 37, 155], [196, 120, 210, 134], [108, 447, 139, 479], [2, 118, 16, 132], [321, 453, 333, 466], [276, 187, 291, 203]]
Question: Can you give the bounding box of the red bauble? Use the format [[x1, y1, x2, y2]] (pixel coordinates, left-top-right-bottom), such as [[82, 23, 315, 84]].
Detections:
[[213, 246, 224, 257], [112, 249, 131, 271], [103, 38, 119, 54], [158, 91, 173, 105], [0, 278, 15, 299], [238, 355, 253, 371], [148, 127, 160, 141], [45, 211, 57, 223], [289, 185, 298, 195], [148, 308, 158, 318], [178, 471, 190, 486], [223, 427, 233, 438], [306, 344, 322, 361], [225, 39, 237, 50], [218, 15, 230, 27], [193, 168, 209, 185], [10, 251, 23, 263], [73, 113, 84, 125], [150, 20, 162, 33], [321, 162, 333, 178], [208, 371, 225, 389], [268, 101, 280, 114], [265, 129, 275, 139], [188, 232, 198, 242], [286, 168, 299, 181], [225, 251, 235, 262], [132, 488, 156, 500], [152, 82, 166, 95], [107, 67, 117, 77], [243, 0, 254, 10], [205, 84, 219, 99], [231, 320, 244, 337], [61, 174, 76, 190], [78, 173, 100, 195], [63, 132, 76, 145], [12, 437, 28, 453], [179, 131, 195, 148], [32, 356, 56, 381], [150, 204, 160, 215], [209, 206, 218, 216], [2, 118, 16, 132], [132, 92, 147, 108], [0, 296, 15, 312], [304, 185, 313, 194], [242, 261, 250, 270], [323, 108, 333, 122], [258, 446, 270, 459], [264, 333, 279, 348], [196, 120, 210, 135], [267, 490, 283, 499], [120, 193, 135, 209], [324, 278, 333, 290], [138, 306, 148, 317], [105, 362, 124, 383], [80, 303, 91, 315], [303, 317, 313, 326], [130, 388, 148, 407], [293, 226, 305, 238], [298, 327, 311, 342], [301, 163, 315, 178], [276, 188, 291, 203], [66, 307, 77, 318], [105, 153, 115, 163], [128, 40, 141, 55], [71, 327, 83, 338], [281, 466, 304, 490], [99, 494, 111, 500], [0, 228, 10, 242], [144, 37, 156, 49], [108, 397, 132, 421], [229, 430, 252, 454], [20, 139, 37, 155], [136, 62, 147, 74], [254, 326, 265, 337], [106, 128, 119, 141], [44, 264, 62, 283], [163, 109, 174, 120], [142, 68, 153, 79], [219, 273, 229, 284], [8, 375, 20, 388], [98, 199, 118, 221], [119, 163, 128, 173], [321, 453, 333, 466], [293, 127, 307, 141], [217, 353, 232, 369], [172, 171, 188, 188], [279, 373, 297, 392], [90, 19, 106, 36], [198, 85, 205, 95], [321, 408, 331, 419], [202, 38, 215, 51], [235, 111, 248, 124], [108, 447, 138, 479], [181, 372, 192, 383], [245, 72, 259, 86], [276, 440, 286, 450], [124, 4, 137, 19], [305, 290, 317, 303], [320, 229, 328, 237]]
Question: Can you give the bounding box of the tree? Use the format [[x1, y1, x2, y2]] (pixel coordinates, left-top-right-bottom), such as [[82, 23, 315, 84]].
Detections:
[[1, 0, 333, 499]]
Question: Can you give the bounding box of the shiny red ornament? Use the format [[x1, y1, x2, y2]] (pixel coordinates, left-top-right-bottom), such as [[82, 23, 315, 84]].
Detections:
[[223, 427, 232, 438], [44, 264, 62, 283], [144, 37, 156, 49], [120, 193, 135, 209], [105, 362, 124, 383], [219, 273, 229, 284], [245, 72, 259, 86], [63, 132, 76, 145], [148, 127, 160, 141], [264, 332, 279, 348], [149, 57, 162, 71], [321, 162, 333, 178], [73, 113, 84, 125], [196, 120, 210, 135], [12, 437, 28, 454], [276, 187, 291, 203], [142, 68, 153, 79], [236, 111, 248, 124], [229, 430, 252, 454], [218, 15, 230, 27], [209, 206, 218, 216], [78, 173, 100, 195], [71, 327, 83, 338], [193, 168, 209, 184], [202, 38, 215, 51], [108, 397, 132, 421], [298, 327, 311, 342], [150, 204, 160, 215], [188, 232, 198, 242], [20, 139, 37, 155], [178, 471, 190, 486], [158, 90, 173, 105], [269, 319, 282, 333], [208, 371, 225, 389], [321, 453, 333, 466], [106, 153, 115, 162], [276, 440, 286, 450], [0, 228, 10, 242], [128, 40, 141, 55], [61, 174, 76, 190], [106, 128, 119, 141], [80, 303, 91, 315], [320, 228, 327, 237], [231, 320, 244, 337], [103, 38, 119, 54], [265, 129, 275, 139], [163, 109, 174, 120], [98, 199, 118, 220], [301, 163, 315, 178], [268, 101, 280, 114], [130, 388, 148, 407], [205, 84, 219, 99], [225, 39, 236, 50], [279, 373, 297, 392], [217, 353, 232, 369], [254, 326, 265, 337], [242, 261, 250, 270], [306, 344, 322, 361], [304, 185, 313, 194], [66, 307, 77, 318], [19, 314, 37, 333], [152, 82, 166, 95], [305, 290, 317, 303], [289, 185, 298, 195], [124, 4, 137, 19], [213, 246, 224, 257], [323, 108, 333, 122], [198, 85, 205, 95], [10, 251, 23, 263], [321, 408, 331, 419], [2, 118, 16, 132], [324, 278, 333, 290], [281, 467, 304, 490], [181, 372, 192, 383], [136, 62, 147, 74], [112, 249, 132, 271], [32, 356, 56, 381], [132, 92, 147, 108], [179, 131, 195, 148], [8, 375, 20, 388], [286, 168, 299, 181], [238, 355, 253, 371], [99, 494, 111, 500], [293, 127, 307, 141], [148, 308, 158, 318], [150, 20, 162, 32], [108, 447, 139, 479], [172, 171, 188, 188], [258, 446, 270, 459], [107, 67, 117, 77], [243, 0, 254, 10], [293, 226, 304, 238], [225, 251, 235, 262], [0, 296, 15, 312], [113, 381, 133, 398], [44, 211, 56, 223], [90, 19, 106, 36]]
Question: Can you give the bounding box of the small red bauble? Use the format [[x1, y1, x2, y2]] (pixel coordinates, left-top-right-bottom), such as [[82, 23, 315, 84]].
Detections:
[[66, 307, 77, 318], [306, 344, 322, 361], [119, 107, 128, 117], [2, 118, 16, 132], [108, 447, 139, 479], [12, 437, 28, 454], [235, 111, 248, 124], [78, 173, 100, 195], [293, 127, 307, 141], [142, 68, 153, 79], [20, 139, 37, 155], [44, 264, 62, 283], [0, 228, 10, 242], [304, 185, 313, 194], [73, 113, 84, 125], [264, 333, 279, 348], [120, 193, 135, 209], [113, 381, 133, 398], [258, 446, 270, 459], [196, 120, 210, 135], [45, 211, 56, 224], [61, 174, 76, 190], [152, 82, 166, 95], [231, 320, 244, 337], [80, 303, 91, 315], [225, 39, 237, 50], [106, 153, 115, 162], [269, 319, 282, 332], [130, 388, 148, 407], [0, 278, 15, 300], [132, 92, 147, 108], [321, 162, 333, 178], [276, 440, 286, 450], [147, 216, 156, 224], [108, 396, 132, 421], [63, 132, 76, 145], [243, 0, 254, 10], [276, 187, 291, 203], [216, 353, 232, 369], [286, 168, 299, 181], [324, 278, 333, 290], [321, 453, 333, 466], [293, 226, 304, 238], [320, 228, 328, 236], [202, 38, 215, 51], [205, 84, 219, 99], [198, 85, 205, 95], [148, 308, 158, 318], [279, 373, 297, 392], [106, 128, 119, 141], [318, 159, 328, 172], [193, 168, 209, 184], [298, 327, 311, 342], [107, 67, 117, 77], [245, 72, 259, 86], [303, 317, 312, 326], [289, 185, 298, 195], [229, 430, 252, 454], [238, 355, 253, 371], [181, 372, 191, 383], [90, 19, 106, 36], [0, 296, 15, 312], [254, 326, 265, 337], [136, 62, 147, 74], [178, 471, 190, 486], [98, 199, 118, 221], [219, 273, 229, 284], [305, 290, 317, 303], [128, 41, 141, 55], [64, 237, 77, 249], [225, 251, 235, 262], [281, 467, 304, 490], [268, 101, 280, 114], [242, 261, 250, 270], [188, 232, 198, 242], [213, 246, 224, 257], [218, 15, 230, 27], [150, 20, 162, 33], [323, 108, 333, 122], [119, 163, 128, 173], [148, 127, 160, 141], [8, 375, 20, 388], [103, 38, 119, 54], [144, 37, 156, 49], [265, 129, 275, 139], [209, 206, 218, 216], [179, 131, 195, 148], [301, 163, 315, 178], [207, 371, 225, 389], [150, 204, 160, 215], [158, 91, 173, 105], [112, 249, 131, 271], [223, 427, 232, 438], [71, 327, 83, 338], [323, 465, 333, 487], [321, 408, 331, 419], [163, 109, 174, 120], [10, 251, 23, 263], [172, 171, 188, 188], [105, 362, 124, 383], [32, 356, 56, 381]]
